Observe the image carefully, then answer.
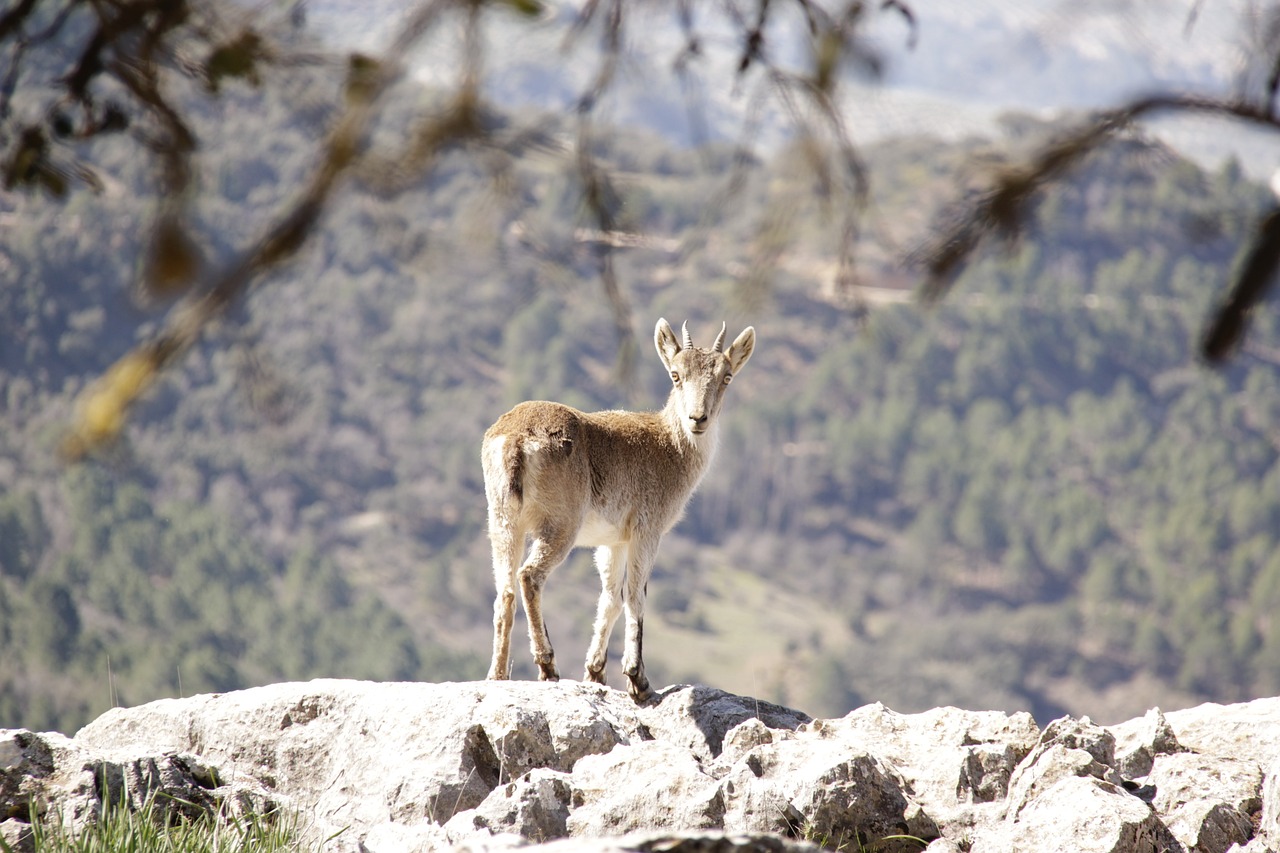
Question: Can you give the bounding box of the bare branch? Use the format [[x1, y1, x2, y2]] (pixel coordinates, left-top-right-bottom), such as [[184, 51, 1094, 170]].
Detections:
[[1202, 206, 1280, 364], [63, 0, 463, 458], [912, 93, 1280, 364]]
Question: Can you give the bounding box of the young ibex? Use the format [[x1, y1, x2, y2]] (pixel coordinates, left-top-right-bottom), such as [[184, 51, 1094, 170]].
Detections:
[[483, 318, 756, 703]]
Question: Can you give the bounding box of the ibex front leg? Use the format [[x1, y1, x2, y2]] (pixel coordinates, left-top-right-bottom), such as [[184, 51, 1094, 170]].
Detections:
[[518, 533, 572, 682], [621, 541, 658, 703], [585, 544, 627, 684]]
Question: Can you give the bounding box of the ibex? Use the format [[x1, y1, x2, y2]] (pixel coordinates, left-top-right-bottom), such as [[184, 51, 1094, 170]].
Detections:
[[483, 318, 756, 703]]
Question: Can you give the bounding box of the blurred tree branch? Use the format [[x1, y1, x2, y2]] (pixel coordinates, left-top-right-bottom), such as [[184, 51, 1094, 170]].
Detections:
[[913, 93, 1280, 366], [0, 0, 1276, 458]]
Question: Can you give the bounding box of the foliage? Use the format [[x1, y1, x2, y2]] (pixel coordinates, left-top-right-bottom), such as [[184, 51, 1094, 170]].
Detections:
[[4, 0, 1274, 457], [0, 461, 465, 732]]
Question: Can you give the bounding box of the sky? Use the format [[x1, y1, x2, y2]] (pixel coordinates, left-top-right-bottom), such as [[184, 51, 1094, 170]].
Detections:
[[298, 0, 1280, 176]]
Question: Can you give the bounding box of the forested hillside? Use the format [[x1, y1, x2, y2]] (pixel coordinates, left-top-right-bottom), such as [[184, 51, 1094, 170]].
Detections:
[[1, 17, 1277, 733]]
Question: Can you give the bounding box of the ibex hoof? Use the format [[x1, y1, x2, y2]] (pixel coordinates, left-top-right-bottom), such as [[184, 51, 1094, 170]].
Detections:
[[585, 666, 607, 685], [627, 676, 653, 704], [537, 662, 560, 682]]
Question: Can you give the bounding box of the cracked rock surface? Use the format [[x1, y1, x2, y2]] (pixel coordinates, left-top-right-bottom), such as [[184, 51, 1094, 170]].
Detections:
[[3, 680, 1278, 852]]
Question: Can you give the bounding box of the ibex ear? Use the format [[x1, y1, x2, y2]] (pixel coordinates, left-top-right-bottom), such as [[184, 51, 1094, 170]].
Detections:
[[654, 318, 681, 370], [726, 327, 755, 374]]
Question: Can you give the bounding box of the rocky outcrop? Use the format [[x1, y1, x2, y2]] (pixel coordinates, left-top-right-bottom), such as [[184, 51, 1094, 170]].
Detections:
[[1, 680, 1277, 852]]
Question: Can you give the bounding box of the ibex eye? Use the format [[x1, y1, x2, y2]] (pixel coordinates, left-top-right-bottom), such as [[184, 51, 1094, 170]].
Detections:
[[671, 372, 680, 384], [723, 374, 733, 384]]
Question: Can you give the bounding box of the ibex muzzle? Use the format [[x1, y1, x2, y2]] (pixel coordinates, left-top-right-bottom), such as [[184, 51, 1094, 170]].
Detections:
[[482, 318, 756, 702]]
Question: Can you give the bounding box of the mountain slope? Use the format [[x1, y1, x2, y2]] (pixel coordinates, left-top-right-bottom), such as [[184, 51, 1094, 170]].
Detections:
[[0, 12, 1277, 731]]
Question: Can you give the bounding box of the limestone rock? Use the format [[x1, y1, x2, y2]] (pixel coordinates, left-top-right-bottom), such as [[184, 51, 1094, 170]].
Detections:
[[445, 768, 573, 844], [459, 830, 826, 852], [0, 819, 31, 853], [978, 775, 1178, 853], [819, 703, 1040, 836], [1254, 754, 1280, 853], [734, 746, 894, 835], [359, 819, 451, 852], [1, 729, 102, 852], [924, 840, 967, 853], [74, 679, 641, 842], [1004, 716, 1122, 821], [635, 685, 811, 761], [1110, 707, 1186, 780], [0, 726, 279, 852], [715, 728, 931, 849], [1145, 753, 1261, 853], [1029, 715, 1119, 768], [0, 729, 95, 826], [6, 680, 1280, 852], [1156, 697, 1280, 768], [709, 704, 1037, 843], [568, 740, 724, 837]]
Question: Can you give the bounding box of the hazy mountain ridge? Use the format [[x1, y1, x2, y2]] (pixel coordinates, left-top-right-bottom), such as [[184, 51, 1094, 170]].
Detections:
[[299, 0, 1267, 162]]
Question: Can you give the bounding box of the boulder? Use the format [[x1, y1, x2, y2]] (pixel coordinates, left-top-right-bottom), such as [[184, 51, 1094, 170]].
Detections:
[[1003, 716, 1121, 821], [817, 703, 1040, 837], [454, 830, 827, 852], [568, 740, 724, 836], [1, 729, 91, 826], [0, 726, 277, 852], [1255, 754, 1280, 852], [976, 775, 1178, 853], [710, 712, 943, 849], [1156, 697, 1280, 768], [1145, 753, 1261, 853], [716, 735, 923, 847], [1110, 707, 1185, 779], [635, 685, 811, 761], [445, 768, 573, 844], [73, 678, 642, 839]]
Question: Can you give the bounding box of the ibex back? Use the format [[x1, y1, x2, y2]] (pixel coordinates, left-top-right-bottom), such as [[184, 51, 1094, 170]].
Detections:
[[482, 318, 756, 702]]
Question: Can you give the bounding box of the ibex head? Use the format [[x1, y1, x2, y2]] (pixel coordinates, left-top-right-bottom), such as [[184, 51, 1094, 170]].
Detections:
[[655, 318, 756, 440]]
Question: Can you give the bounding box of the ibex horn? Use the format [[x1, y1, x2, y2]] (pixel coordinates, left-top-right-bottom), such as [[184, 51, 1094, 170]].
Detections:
[[712, 322, 727, 352], [681, 321, 693, 350]]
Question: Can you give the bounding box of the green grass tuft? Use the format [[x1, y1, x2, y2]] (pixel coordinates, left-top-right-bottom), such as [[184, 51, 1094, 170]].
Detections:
[[0, 788, 319, 853]]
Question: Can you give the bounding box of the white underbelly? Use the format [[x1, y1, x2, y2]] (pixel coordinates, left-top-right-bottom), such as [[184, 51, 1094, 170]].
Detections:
[[574, 512, 627, 547]]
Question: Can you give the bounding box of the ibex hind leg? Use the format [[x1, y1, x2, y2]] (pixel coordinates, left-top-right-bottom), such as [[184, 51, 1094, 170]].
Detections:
[[487, 581, 517, 681], [518, 535, 572, 682], [485, 510, 522, 681]]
